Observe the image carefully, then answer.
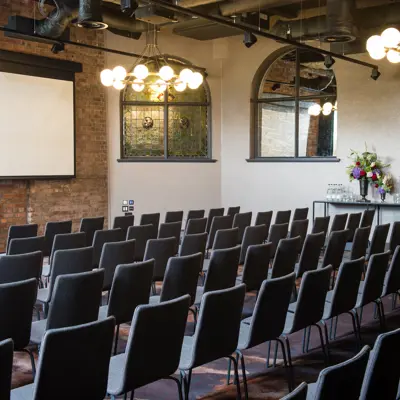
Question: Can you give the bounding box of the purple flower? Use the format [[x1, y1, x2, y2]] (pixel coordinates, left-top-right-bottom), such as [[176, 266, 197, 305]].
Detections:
[[352, 167, 361, 179], [374, 169, 381, 175], [378, 187, 386, 194]]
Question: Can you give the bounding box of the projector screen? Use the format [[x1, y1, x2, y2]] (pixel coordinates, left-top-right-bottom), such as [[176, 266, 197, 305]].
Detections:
[[0, 71, 75, 179]]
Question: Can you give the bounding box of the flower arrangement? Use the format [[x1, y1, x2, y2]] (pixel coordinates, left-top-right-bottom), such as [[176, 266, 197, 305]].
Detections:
[[376, 173, 394, 194]]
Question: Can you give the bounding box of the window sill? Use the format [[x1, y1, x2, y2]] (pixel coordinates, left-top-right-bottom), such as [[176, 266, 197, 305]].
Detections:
[[117, 158, 218, 163], [246, 157, 341, 163]]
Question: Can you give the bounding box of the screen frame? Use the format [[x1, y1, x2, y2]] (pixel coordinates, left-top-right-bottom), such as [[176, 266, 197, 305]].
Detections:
[[0, 50, 82, 180]]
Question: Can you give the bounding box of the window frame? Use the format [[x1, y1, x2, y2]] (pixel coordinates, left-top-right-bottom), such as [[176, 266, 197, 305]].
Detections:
[[248, 46, 340, 163], [118, 56, 215, 163]]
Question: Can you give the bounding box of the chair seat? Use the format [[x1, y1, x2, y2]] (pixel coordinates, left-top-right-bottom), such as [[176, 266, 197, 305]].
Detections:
[[98, 305, 108, 320], [287, 302, 296, 313], [242, 316, 252, 325], [194, 286, 204, 305], [283, 311, 295, 335], [11, 383, 34, 400], [358, 281, 365, 293], [30, 319, 47, 344], [41, 264, 50, 277], [324, 290, 334, 303], [149, 295, 161, 305], [36, 288, 50, 303], [237, 321, 251, 350], [179, 335, 195, 370], [107, 353, 127, 395], [202, 259, 210, 272], [306, 382, 317, 399]]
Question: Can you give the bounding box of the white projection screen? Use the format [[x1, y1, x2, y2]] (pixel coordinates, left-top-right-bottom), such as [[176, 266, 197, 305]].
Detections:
[[0, 71, 75, 178]]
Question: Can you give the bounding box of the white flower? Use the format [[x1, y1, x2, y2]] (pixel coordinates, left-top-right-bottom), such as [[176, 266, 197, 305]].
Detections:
[[367, 172, 373, 178], [371, 162, 376, 168]]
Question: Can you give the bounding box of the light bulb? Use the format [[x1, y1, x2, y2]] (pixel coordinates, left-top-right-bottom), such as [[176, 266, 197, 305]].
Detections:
[[189, 71, 203, 89], [133, 64, 149, 80], [150, 79, 167, 93], [100, 69, 114, 87], [322, 108, 332, 116], [132, 79, 145, 92], [174, 79, 186, 92], [112, 66, 127, 81], [381, 27, 400, 49], [308, 104, 321, 116], [179, 68, 193, 84], [159, 65, 174, 81], [387, 49, 400, 63], [369, 47, 386, 60], [113, 80, 125, 90], [366, 35, 384, 53], [322, 102, 333, 114]]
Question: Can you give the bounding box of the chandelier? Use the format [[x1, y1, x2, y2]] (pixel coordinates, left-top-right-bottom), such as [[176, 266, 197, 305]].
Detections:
[[308, 101, 337, 117], [367, 27, 400, 63], [100, 30, 203, 92]]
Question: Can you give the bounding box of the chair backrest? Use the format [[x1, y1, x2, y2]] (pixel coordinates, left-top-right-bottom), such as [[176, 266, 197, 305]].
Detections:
[[160, 253, 203, 306], [0, 251, 43, 284], [92, 228, 124, 267], [179, 232, 207, 268], [359, 251, 390, 307], [50, 232, 86, 266], [389, 221, 400, 255], [240, 224, 268, 264], [0, 339, 13, 400], [350, 226, 371, 260], [203, 246, 241, 294], [158, 222, 181, 254], [233, 212, 252, 244], [190, 285, 246, 369], [212, 227, 239, 251], [112, 215, 134, 237], [321, 229, 349, 271], [280, 382, 308, 400], [255, 211, 273, 240], [140, 213, 160, 239], [275, 210, 291, 225], [47, 247, 94, 302], [291, 265, 332, 332], [293, 207, 309, 221], [165, 210, 184, 223], [382, 246, 400, 297], [126, 224, 154, 261], [330, 213, 348, 233], [360, 209, 375, 228], [207, 215, 234, 250], [227, 206, 240, 216], [46, 270, 104, 330], [360, 328, 400, 400], [144, 237, 177, 282], [43, 220, 72, 257], [8, 236, 45, 256], [186, 209, 205, 227], [326, 257, 365, 318], [270, 236, 301, 279], [99, 240, 136, 291], [289, 219, 309, 251], [107, 260, 154, 325], [312, 216, 331, 242], [268, 223, 289, 258], [206, 208, 224, 233], [185, 217, 207, 235], [368, 223, 390, 259], [117, 295, 190, 393], [0, 278, 37, 349], [296, 232, 325, 279], [79, 217, 104, 247], [6, 224, 38, 254], [247, 273, 295, 348], [345, 212, 362, 242], [241, 243, 272, 292], [33, 318, 115, 400], [313, 345, 370, 400]]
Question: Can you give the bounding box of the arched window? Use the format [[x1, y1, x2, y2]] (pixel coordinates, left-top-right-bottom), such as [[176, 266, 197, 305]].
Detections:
[[250, 46, 338, 161], [120, 57, 211, 161]]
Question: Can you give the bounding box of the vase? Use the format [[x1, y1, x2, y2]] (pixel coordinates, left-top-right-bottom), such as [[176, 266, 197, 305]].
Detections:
[[359, 179, 370, 202], [380, 192, 386, 202]]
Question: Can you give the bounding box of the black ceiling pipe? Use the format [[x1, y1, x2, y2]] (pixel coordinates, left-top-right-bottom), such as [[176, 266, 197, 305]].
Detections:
[[77, 0, 108, 29]]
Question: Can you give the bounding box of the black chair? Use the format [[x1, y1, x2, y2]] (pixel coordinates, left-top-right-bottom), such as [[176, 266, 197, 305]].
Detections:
[[99, 260, 154, 355], [8, 236, 45, 256], [179, 233, 207, 266], [186, 209, 205, 226], [382, 246, 400, 310], [43, 220, 72, 258], [207, 215, 234, 251], [268, 223, 289, 259], [6, 224, 38, 254], [275, 210, 291, 225], [270, 236, 301, 279], [212, 227, 239, 251], [107, 295, 190, 400], [293, 208, 309, 221], [330, 213, 348, 233], [92, 228, 124, 268], [350, 227, 371, 260], [312, 216, 331, 243], [233, 212, 252, 244], [165, 210, 184, 223], [345, 213, 362, 243], [0, 251, 43, 284], [112, 215, 134, 237], [295, 232, 325, 279], [185, 217, 207, 235], [281, 382, 308, 400], [227, 206, 240, 216], [140, 213, 160, 239], [158, 222, 182, 254], [79, 217, 104, 247], [0, 339, 13, 400], [0, 278, 37, 376], [367, 223, 390, 260], [99, 240, 136, 292], [240, 225, 268, 265], [360, 209, 375, 228], [389, 221, 400, 255], [289, 220, 309, 252], [11, 318, 115, 400], [205, 208, 224, 233], [255, 211, 273, 241], [126, 224, 154, 261]]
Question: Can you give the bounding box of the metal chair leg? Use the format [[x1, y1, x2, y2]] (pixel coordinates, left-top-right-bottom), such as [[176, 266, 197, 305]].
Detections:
[[352, 309, 362, 344], [313, 323, 328, 365], [273, 341, 278, 367], [276, 338, 292, 392], [347, 311, 361, 351], [166, 376, 183, 400], [227, 355, 242, 400], [226, 357, 232, 385], [22, 349, 36, 378], [181, 369, 192, 400], [305, 326, 312, 353], [283, 336, 295, 389], [237, 350, 248, 400], [113, 324, 120, 355], [266, 340, 271, 368], [130, 390, 134, 400], [321, 320, 331, 364]]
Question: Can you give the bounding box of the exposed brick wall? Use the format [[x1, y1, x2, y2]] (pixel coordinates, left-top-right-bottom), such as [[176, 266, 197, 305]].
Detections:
[[0, 1, 108, 250]]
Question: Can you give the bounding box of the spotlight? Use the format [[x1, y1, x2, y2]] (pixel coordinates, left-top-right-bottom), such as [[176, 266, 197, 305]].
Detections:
[[324, 55, 335, 69], [243, 32, 257, 48], [371, 68, 381, 81], [121, 0, 138, 14], [51, 42, 65, 54]]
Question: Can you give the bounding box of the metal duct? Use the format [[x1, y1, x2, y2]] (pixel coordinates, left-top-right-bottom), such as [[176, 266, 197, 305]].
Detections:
[[77, 0, 107, 29], [178, 0, 224, 8], [219, 0, 302, 17]]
